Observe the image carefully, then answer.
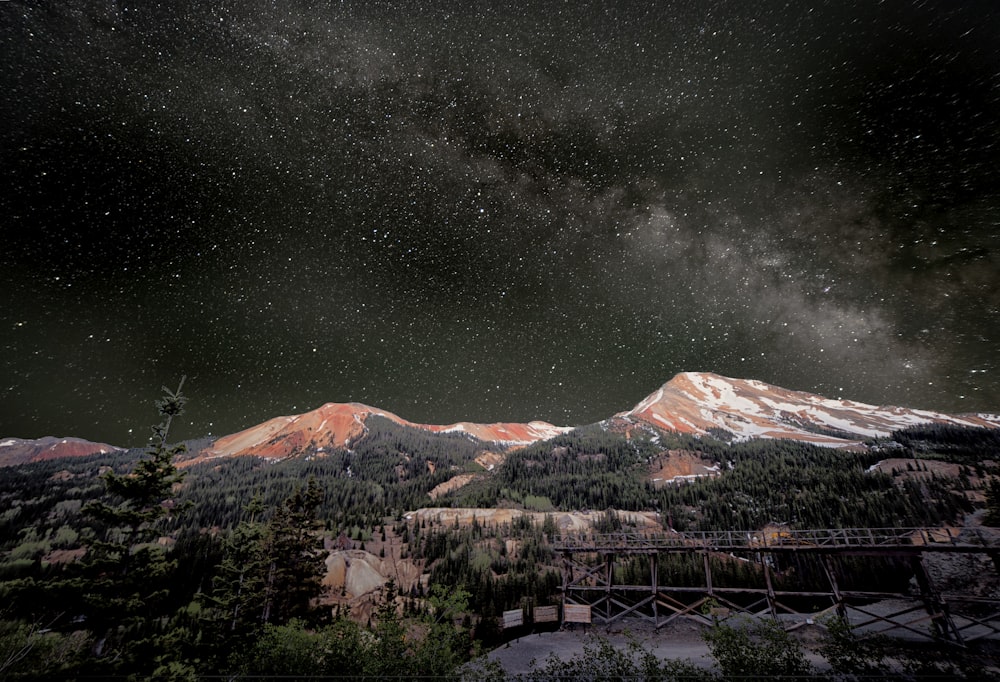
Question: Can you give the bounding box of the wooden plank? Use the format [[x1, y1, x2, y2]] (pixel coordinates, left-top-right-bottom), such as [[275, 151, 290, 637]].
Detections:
[[533, 605, 558, 623], [502, 609, 524, 629], [563, 604, 592, 624]]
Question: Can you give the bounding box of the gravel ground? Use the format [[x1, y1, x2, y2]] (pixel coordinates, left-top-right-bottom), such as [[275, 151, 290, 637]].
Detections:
[[486, 619, 831, 676]]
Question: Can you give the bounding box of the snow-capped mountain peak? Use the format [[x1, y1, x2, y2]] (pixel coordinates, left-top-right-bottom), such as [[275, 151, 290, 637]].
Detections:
[[622, 372, 999, 446]]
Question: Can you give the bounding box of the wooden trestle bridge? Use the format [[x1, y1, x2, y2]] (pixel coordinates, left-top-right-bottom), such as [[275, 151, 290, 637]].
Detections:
[[550, 527, 1000, 644]]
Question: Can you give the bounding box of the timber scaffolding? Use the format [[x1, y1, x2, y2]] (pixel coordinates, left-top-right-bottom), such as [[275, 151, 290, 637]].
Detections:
[[550, 527, 1000, 644]]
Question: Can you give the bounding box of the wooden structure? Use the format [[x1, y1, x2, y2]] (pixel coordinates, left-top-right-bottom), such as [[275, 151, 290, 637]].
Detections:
[[552, 527, 1000, 644]]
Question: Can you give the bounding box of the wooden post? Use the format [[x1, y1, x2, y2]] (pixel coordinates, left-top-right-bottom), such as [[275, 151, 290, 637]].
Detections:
[[910, 554, 962, 644], [703, 552, 713, 596], [651, 554, 659, 626], [821, 554, 847, 622], [605, 554, 614, 622], [560, 553, 569, 629], [761, 556, 779, 621]]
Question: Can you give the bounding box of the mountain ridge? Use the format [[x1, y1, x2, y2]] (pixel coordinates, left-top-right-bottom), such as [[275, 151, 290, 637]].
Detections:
[[192, 401, 572, 464], [196, 372, 999, 462], [620, 372, 1000, 447], [0, 436, 122, 467], [5, 372, 999, 466]]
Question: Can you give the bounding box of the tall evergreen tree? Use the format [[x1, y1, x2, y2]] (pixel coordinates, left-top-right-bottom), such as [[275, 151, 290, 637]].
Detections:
[[985, 478, 1000, 527], [260, 477, 327, 625], [200, 483, 327, 673], [85, 377, 189, 567], [78, 378, 191, 666]]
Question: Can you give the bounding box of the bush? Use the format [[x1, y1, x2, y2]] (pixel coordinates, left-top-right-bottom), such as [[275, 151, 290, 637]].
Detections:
[[516, 632, 712, 682], [702, 617, 813, 681]]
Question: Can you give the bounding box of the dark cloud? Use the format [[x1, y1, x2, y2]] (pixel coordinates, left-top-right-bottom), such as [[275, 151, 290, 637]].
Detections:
[[2, 0, 998, 445]]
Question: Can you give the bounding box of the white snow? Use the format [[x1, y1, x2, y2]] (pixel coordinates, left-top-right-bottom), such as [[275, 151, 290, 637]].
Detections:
[[661, 472, 718, 484], [526, 421, 573, 438], [724, 422, 776, 438], [676, 416, 702, 431], [694, 374, 761, 415], [0, 439, 16, 448], [631, 387, 664, 414]]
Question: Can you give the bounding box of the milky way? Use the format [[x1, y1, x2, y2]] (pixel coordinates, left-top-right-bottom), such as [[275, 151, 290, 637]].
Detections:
[[2, 0, 999, 446]]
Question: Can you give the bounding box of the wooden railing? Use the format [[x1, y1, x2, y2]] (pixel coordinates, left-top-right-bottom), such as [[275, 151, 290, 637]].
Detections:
[[551, 526, 1000, 553]]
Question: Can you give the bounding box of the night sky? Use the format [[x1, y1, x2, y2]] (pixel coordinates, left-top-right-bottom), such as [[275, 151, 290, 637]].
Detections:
[[2, 1, 999, 447]]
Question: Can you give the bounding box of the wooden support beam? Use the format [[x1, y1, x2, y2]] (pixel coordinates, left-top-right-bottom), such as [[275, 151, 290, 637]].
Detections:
[[761, 555, 779, 621], [606, 595, 655, 624], [703, 552, 713, 595], [555, 528, 1000, 640], [910, 554, 963, 644], [650, 554, 658, 625], [821, 554, 847, 622]]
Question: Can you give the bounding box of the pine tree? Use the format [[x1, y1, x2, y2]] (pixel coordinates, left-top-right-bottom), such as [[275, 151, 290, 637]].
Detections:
[[260, 477, 327, 625], [78, 378, 192, 668], [985, 478, 1000, 527], [85, 378, 189, 563]]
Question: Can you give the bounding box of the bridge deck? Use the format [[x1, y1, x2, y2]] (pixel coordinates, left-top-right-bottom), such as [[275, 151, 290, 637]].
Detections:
[[549, 527, 1000, 642], [551, 527, 1000, 554]]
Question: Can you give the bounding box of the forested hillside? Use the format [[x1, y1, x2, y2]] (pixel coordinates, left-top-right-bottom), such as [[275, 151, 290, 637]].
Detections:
[[1, 388, 998, 678]]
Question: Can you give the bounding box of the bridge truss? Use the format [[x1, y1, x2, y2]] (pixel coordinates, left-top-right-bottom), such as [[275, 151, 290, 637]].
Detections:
[[551, 527, 1000, 644]]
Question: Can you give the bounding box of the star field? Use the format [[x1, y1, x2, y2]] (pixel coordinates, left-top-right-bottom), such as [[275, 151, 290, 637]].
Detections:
[[2, 1, 999, 446]]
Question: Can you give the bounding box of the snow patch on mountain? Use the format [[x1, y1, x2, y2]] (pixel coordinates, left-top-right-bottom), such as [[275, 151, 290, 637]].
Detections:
[[623, 372, 998, 447]]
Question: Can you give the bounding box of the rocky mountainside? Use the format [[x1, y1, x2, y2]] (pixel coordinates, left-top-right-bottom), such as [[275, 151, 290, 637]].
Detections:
[[0, 436, 122, 467], [195, 372, 1000, 461], [8, 373, 998, 466], [620, 372, 1000, 447], [194, 401, 571, 463]]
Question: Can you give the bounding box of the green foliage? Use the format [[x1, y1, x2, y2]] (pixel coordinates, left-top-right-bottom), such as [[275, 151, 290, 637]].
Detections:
[[891, 423, 1000, 464], [259, 477, 327, 625], [242, 618, 332, 678], [458, 425, 662, 512], [422, 517, 561, 618], [818, 615, 893, 679], [199, 481, 328, 673], [985, 477, 1000, 527], [2, 391, 999, 679], [0, 619, 89, 678], [820, 615, 1000, 681], [514, 632, 712, 682], [198, 510, 269, 657], [174, 414, 486, 532], [356, 581, 470, 679], [522, 494, 554, 512], [234, 591, 475, 681], [702, 617, 813, 681], [83, 378, 190, 574]]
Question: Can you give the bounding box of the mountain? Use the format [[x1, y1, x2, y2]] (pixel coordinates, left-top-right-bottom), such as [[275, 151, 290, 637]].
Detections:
[[0, 436, 123, 467], [194, 401, 571, 463], [194, 372, 1000, 463], [8, 373, 997, 467], [620, 372, 1000, 446]]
